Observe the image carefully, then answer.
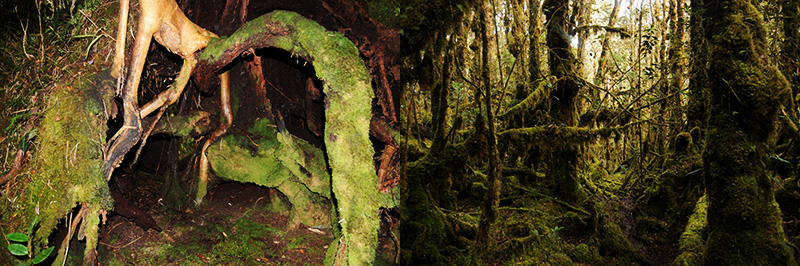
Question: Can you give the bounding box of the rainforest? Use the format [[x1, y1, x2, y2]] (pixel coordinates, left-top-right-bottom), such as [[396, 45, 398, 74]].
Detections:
[[1, 0, 799, 265]]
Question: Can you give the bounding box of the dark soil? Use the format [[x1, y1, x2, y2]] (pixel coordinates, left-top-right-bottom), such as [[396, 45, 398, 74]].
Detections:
[[87, 161, 397, 265], [96, 181, 335, 265]]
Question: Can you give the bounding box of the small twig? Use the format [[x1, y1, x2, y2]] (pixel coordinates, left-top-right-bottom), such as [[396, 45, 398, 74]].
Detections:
[[99, 235, 142, 250], [0, 149, 24, 187], [512, 184, 591, 216], [78, 9, 113, 41]]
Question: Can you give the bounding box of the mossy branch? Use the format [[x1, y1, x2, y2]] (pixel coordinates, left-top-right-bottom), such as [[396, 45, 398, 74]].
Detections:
[[672, 195, 707, 265], [497, 77, 551, 120], [497, 120, 643, 147], [511, 184, 590, 216]]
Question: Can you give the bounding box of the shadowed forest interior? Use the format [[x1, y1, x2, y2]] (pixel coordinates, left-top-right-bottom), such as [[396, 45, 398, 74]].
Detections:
[[399, 0, 800, 265], [1, 0, 800, 265]]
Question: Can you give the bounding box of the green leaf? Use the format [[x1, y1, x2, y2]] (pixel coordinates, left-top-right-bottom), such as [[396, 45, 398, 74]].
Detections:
[[7, 243, 28, 256], [7, 233, 28, 242], [27, 215, 38, 237], [31, 246, 54, 264], [85, 34, 103, 58]]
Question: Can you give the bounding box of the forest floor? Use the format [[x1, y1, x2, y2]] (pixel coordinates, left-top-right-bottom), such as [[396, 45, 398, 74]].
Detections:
[[53, 179, 397, 265], [613, 197, 679, 265]]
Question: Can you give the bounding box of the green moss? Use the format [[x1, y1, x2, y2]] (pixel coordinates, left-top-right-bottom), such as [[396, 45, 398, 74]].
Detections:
[[570, 243, 601, 264], [199, 11, 379, 265], [703, 0, 797, 264], [671, 195, 707, 266], [153, 111, 211, 137], [11, 71, 114, 262], [599, 220, 634, 263], [207, 118, 331, 227]]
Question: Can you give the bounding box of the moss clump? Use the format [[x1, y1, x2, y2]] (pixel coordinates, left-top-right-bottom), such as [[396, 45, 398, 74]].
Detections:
[[570, 243, 601, 264], [7, 71, 115, 265], [671, 195, 707, 266], [207, 118, 331, 227], [599, 219, 634, 262]]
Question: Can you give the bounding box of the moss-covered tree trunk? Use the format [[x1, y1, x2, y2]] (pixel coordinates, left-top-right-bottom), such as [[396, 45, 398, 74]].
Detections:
[[529, 0, 541, 82], [662, 0, 685, 152], [782, 0, 799, 99], [427, 26, 458, 210], [702, 0, 797, 264], [195, 11, 380, 265], [543, 0, 586, 204], [473, 1, 501, 262], [686, 0, 707, 140], [430, 31, 452, 154]]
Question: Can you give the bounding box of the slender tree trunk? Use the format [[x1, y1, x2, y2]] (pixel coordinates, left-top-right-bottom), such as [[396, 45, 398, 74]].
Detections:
[[686, 0, 707, 139], [703, 0, 796, 264], [529, 0, 542, 82], [782, 0, 800, 100], [658, 0, 685, 155], [473, 1, 501, 263], [543, 0, 586, 204], [430, 30, 452, 153], [594, 0, 621, 84], [572, 0, 590, 61]]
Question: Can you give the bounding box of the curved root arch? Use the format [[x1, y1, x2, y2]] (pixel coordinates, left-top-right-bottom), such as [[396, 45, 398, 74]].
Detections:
[[196, 11, 378, 266]]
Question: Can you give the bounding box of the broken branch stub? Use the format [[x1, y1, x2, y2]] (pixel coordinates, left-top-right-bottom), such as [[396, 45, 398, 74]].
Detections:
[[197, 10, 379, 266]]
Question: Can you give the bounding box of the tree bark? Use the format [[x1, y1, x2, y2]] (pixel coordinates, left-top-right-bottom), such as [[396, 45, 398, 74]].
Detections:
[[472, 0, 502, 262], [782, 0, 800, 99], [430, 30, 452, 153], [686, 0, 707, 140], [543, 0, 586, 204], [594, 0, 621, 84], [703, 0, 797, 264]]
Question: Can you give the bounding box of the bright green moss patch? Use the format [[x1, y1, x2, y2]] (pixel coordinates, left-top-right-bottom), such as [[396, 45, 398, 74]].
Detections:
[[671, 195, 707, 266], [207, 118, 331, 228], [1, 71, 115, 264]]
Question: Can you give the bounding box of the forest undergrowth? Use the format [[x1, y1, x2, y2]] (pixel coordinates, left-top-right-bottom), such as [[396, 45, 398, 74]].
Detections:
[[399, 0, 800, 264]]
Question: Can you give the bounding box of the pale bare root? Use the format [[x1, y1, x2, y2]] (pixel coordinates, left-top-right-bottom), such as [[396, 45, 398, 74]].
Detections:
[[195, 71, 232, 206], [104, 0, 231, 183], [111, 0, 128, 82]]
